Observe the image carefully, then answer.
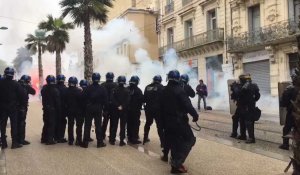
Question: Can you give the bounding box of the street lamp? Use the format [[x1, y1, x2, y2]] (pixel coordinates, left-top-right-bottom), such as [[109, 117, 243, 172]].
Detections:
[[0, 27, 8, 30]]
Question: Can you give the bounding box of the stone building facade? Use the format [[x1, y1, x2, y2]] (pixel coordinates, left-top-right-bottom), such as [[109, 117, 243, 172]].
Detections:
[[159, 0, 300, 96]]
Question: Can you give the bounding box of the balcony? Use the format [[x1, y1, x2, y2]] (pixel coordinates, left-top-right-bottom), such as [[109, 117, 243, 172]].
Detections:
[[159, 28, 224, 56], [165, 1, 174, 15], [227, 20, 300, 53], [182, 0, 193, 7]]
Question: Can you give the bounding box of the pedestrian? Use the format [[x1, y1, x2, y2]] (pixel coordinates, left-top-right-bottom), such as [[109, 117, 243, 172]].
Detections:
[[0, 67, 26, 149], [65, 77, 82, 145], [41, 75, 61, 145], [238, 74, 260, 144], [279, 74, 297, 150], [17, 75, 36, 145], [56, 74, 68, 143], [180, 74, 195, 98], [81, 73, 108, 148], [143, 75, 168, 161], [161, 70, 199, 174], [196, 80, 207, 111], [127, 75, 143, 144], [109, 76, 130, 146], [101, 72, 118, 140]]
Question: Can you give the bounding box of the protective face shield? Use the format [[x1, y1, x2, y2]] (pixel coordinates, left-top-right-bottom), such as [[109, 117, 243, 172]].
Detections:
[[92, 73, 101, 83], [79, 79, 88, 87], [106, 72, 114, 81], [46, 75, 56, 85], [4, 67, 15, 77], [180, 74, 189, 84], [68, 76, 78, 87], [153, 75, 162, 83], [167, 70, 180, 82], [21, 75, 31, 84], [56, 74, 66, 83], [117, 76, 126, 85], [129, 75, 140, 85]]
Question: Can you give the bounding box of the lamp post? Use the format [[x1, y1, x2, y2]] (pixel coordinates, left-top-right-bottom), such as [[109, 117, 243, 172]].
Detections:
[[0, 27, 8, 30]]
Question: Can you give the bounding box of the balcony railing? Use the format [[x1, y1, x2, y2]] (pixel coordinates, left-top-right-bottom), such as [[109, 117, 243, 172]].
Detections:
[[159, 28, 224, 56], [227, 20, 300, 52], [165, 1, 174, 15], [182, 0, 193, 7]]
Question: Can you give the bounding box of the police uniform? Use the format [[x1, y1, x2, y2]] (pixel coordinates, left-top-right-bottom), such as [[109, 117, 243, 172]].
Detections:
[[41, 75, 61, 145], [161, 70, 199, 174]]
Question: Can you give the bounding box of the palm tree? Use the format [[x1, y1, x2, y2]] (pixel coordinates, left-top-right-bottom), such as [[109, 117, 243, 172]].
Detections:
[[39, 15, 74, 76], [25, 30, 47, 88], [60, 0, 113, 80]]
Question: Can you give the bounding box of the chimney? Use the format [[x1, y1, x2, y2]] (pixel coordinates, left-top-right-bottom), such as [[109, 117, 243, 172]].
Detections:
[[132, 0, 136, 7]]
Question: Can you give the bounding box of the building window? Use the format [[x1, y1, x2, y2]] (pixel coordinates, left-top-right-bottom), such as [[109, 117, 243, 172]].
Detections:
[[288, 0, 300, 22], [165, 0, 174, 14], [185, 20, 193, 48], [288, 53, 299, 76], [248, 5, 261, 31], [167, 28, 174, 46], [207, 9, 217, 30], [185, 20, 193, 38]]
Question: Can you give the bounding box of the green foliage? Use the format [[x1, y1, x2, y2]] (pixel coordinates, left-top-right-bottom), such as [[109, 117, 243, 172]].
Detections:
[[39, 15, 74, 53], [60, 0, 113, 26], [25, 30, 47, 54]]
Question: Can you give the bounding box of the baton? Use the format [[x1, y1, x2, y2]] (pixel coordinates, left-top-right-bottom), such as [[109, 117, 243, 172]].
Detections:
[[191, 121, 201, 131]]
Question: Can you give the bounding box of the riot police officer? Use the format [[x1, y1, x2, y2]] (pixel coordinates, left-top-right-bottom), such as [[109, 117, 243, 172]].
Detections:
[[143, 75, 167, 158], [41, 75, 61, 145], [110, 76, 130, 146], [161, 70, 199, 174], [81, 73, 108, 148], [238, 74, 260, 144], [65, 77, 82, 145], [279, 74, 298, 150], [18, 75, 36, 145], [101, 72, 118, 140], [127, 76, 143, 144], [0, 67, 25, 149], [180, 74, 195, 98], [56, 74, 68, 143]]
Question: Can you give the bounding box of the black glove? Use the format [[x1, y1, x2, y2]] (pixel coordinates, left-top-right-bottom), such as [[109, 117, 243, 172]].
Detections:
[[192, 116, 199, 122]]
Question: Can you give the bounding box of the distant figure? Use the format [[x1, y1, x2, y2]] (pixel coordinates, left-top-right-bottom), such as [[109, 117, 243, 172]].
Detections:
[[196, 80, 207, 111]]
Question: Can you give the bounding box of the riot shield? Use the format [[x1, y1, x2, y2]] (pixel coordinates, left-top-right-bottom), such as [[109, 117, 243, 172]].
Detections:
[[278, 81, 292, 125], [227, 79, 238, 115]]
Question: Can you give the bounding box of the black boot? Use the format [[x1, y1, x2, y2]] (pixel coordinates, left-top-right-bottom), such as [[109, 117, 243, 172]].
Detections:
[[119, 140, 126, 146], [21, 140, 30, 145], [143, 137, 150, 145], [1, 139, 7, 149], [279, 138, 289, 150], [80, 141, 89, 148], [11, 142, 23, 149], [97, 142, 106, 148]]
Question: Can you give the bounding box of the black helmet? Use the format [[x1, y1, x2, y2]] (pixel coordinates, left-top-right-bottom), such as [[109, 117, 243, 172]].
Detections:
[[180, 74, 189, 83], [56, 74, 66, 83], [79, 79, 88, 87], [167, 70, 180, 82], [129, 75, 140, 85], [239, 74, 251, 84], [106, 72, 114, 81], [46, 75, 56, 85], [92, 73, 101, 83], [21, 75, 31, 83], [4, 67, 15, 77], [153, 75, 162, 83], [117, 76, 126, 85], [68, 76, 78, 86]]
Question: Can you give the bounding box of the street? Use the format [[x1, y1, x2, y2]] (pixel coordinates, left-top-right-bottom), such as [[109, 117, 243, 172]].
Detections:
[[0, 102, 292, 175]]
